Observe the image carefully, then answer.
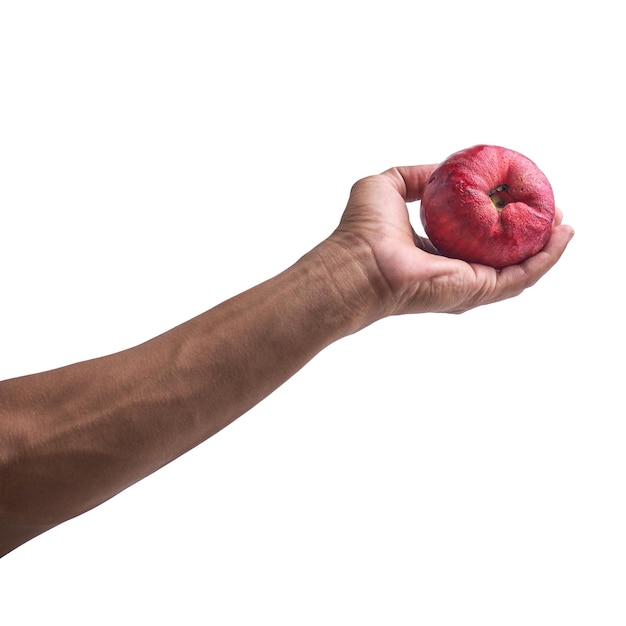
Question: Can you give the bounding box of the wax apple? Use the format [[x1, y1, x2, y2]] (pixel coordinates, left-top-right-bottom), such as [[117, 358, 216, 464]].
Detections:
[[420, 145, 555, 268]]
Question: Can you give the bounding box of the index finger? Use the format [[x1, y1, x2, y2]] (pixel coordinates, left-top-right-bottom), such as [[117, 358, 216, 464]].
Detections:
[[496, 222, 575, 294]]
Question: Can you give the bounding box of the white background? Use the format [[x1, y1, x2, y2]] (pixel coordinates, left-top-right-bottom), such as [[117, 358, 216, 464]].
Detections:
[[1, 1, 624, 624]]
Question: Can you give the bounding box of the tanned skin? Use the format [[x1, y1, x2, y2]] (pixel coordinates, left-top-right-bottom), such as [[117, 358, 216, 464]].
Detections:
[[0, 165, 574, 556]]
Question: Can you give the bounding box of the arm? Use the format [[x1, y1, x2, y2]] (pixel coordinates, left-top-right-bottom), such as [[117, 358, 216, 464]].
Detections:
[[0, 165, 574, 556]]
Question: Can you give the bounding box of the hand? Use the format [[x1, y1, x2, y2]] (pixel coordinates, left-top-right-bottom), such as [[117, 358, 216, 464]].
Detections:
[[330, 165, 574, 318]]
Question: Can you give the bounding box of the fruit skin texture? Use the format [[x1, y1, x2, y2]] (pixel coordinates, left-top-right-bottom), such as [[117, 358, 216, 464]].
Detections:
[[420, 145, 555, 268]]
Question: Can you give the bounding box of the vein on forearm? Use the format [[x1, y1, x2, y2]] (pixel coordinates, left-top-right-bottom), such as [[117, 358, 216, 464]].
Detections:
[[0, 248, 363, 533]]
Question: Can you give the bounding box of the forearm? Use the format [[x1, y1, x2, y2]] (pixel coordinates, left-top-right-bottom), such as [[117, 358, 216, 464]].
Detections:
[[0, 164, 572, 557], [0, 236, 375, 555]]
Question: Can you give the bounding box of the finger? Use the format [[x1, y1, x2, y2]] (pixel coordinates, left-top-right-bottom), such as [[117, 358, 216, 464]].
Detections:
[[381, 164, 438, 202], [497, 223, 575, 294], [554, 206, 563, 226], [411, 228, 440, 255], [524, 222, 574, 280]]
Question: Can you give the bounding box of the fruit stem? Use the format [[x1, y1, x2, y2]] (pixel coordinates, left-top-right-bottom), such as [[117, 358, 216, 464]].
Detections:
[[489, 184, 513, 211]]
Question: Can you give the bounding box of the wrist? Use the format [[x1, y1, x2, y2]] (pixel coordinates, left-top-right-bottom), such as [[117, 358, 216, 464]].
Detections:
[[299, 232, 390, 336]]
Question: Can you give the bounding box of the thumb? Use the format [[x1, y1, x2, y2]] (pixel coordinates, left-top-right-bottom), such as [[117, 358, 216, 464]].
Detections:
[[381, 164, 438, 203]]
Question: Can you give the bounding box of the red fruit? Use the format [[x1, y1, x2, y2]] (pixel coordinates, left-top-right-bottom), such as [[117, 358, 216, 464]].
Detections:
[[420, 145, 555, 268]]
